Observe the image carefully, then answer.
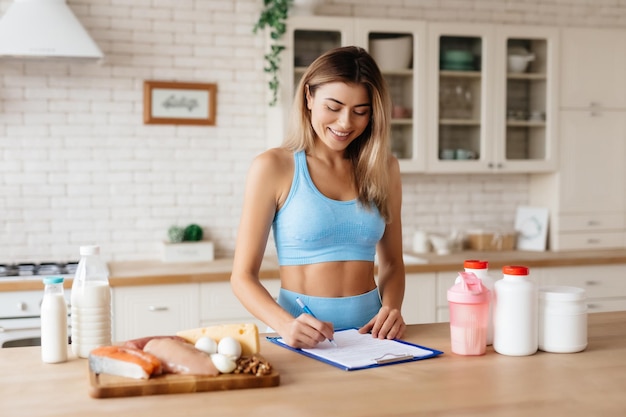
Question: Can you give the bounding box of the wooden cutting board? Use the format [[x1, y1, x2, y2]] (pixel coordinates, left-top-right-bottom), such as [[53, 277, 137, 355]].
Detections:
[[89, 365, 280, 398]]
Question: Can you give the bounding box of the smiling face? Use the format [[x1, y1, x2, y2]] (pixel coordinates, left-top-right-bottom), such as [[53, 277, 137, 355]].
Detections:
[[305, 81, 372, 152]]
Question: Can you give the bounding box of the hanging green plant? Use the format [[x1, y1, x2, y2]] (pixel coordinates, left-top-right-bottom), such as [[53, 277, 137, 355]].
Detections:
[[253, 0, 293, 106]]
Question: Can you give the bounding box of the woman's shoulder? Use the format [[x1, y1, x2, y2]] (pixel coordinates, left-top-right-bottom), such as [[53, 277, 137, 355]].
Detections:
[[249, 147, 295, 177], [255, 147, 293, 166]]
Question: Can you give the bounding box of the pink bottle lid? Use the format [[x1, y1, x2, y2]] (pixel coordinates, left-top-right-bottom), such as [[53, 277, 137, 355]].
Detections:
[[447, 271, 490, 304]]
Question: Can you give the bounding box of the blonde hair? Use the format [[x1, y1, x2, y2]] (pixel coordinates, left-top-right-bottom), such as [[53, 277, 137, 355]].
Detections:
[[282, 46, 393, 222]]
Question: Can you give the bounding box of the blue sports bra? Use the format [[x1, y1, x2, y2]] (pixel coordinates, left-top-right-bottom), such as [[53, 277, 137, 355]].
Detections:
[[272, 150, 386, 266]]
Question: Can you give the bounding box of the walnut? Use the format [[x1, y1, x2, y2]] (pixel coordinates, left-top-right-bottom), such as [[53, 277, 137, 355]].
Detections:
[[234, 354, 273, 376]]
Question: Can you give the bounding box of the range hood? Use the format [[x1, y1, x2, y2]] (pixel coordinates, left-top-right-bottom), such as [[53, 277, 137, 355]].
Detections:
[[0, 0, 103, 59]]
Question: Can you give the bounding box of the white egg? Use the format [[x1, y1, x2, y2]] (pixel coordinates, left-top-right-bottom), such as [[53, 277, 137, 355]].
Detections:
[[217, 336, 242, 360], [210, 353, 236, 374], [194, 336, 218, 355]]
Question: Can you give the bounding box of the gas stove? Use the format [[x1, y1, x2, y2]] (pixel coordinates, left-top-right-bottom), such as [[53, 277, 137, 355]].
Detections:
[[0, 262, 78, 281], [0, 261, 76, 348]]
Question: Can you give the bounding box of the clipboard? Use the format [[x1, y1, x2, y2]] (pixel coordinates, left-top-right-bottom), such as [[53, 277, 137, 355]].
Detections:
[[267, 328, 443, 371]]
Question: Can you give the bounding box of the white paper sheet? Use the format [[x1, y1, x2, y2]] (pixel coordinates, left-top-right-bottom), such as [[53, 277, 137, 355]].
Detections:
[[276, 328, 435, 369]]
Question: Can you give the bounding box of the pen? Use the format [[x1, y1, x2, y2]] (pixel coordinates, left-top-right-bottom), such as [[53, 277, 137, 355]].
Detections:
[[295, 297, 338, 347]]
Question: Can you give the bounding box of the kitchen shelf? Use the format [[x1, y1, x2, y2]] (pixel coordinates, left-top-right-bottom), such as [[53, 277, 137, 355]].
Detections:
[[506, 120, 546, 127], [440, 70, 482, 78], [391, 118, 413, 125], [507, 72, 546, 80], [440, 119, 481, 126]]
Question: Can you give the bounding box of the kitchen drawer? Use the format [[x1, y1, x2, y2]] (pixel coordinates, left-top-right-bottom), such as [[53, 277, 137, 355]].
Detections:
[[539, 265, 626, 298], [558, 213, 624, 232], [113, 284, 200, 342], [586, 298, 626, 313], [200, 279, 280, 325], [555, 232, 624, 250], [402, 273, 437, 324]]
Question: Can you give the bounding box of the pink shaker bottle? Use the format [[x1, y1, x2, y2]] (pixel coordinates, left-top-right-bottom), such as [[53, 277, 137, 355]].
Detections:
[[447, 271, 491, 355]]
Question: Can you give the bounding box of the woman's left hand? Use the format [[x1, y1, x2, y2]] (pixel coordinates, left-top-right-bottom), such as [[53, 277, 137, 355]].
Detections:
[[359, 305, 406, 340]]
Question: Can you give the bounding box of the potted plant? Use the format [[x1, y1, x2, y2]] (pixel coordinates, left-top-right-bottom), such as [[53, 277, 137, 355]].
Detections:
[[253, 0, 293, 106]]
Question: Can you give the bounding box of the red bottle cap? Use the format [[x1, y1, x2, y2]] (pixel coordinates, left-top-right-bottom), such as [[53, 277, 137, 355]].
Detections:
[[464, 259, 488, 269], [502, 265, 529, 275]]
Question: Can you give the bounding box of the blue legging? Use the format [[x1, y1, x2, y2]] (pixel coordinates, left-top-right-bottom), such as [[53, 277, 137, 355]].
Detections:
[[277, 287, 382, 330]]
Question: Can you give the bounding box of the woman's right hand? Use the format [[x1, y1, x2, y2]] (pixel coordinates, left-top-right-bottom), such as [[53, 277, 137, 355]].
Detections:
[[278, 314, 335, 349]]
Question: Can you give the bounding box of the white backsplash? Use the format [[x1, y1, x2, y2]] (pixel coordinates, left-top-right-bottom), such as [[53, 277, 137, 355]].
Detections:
[[0, 0, 619, 262]]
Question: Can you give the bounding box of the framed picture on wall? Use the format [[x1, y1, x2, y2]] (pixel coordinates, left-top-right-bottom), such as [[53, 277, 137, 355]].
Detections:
[[143, 81, 217, 125]]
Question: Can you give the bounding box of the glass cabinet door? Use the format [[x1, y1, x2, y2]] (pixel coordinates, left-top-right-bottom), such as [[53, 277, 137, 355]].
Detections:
[[497, 28, 557, 172], [356, 19, 426, 172], [427, 23, 492, 172], [368, 32, 415, 161], [266, 17, 354, 149], [438, 35, 484, 163], [292, 28, 344, 90]]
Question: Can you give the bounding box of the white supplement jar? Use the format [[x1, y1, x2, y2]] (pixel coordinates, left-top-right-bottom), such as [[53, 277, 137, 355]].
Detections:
[[538, 286, 588, 353], [493, 265, 538, 356]]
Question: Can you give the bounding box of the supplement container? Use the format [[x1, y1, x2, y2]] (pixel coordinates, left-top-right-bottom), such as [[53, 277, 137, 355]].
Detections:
[[493, 265, 537, 356], [447, 271, 490, 355], [463, 260, 495, 345], [539, 286, 588, 353], [41, 276, 68, 363]]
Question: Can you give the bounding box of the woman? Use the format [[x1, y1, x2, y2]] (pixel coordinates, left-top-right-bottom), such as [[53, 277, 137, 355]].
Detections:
[[231, 46, 406, 349]]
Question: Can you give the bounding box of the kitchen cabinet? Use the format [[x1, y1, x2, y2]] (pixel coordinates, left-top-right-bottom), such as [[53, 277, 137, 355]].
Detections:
[[559, 27, 626, 109], [435, 271, 457, 322], [112, 284, 200, 342], [268, 16, 427, 172], [533, 265, 626, 313], [199, 279, 281, 330], [402, 273, 437, 324], [530, 27, 626, 251], [426, 23, 558, 173]]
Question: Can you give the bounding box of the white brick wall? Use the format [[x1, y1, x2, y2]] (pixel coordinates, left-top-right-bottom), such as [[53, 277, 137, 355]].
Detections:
[[0, 0, 623, 263]]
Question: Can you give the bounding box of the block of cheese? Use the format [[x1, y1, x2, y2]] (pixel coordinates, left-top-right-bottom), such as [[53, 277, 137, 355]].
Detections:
[[177, 323, 259, 357]]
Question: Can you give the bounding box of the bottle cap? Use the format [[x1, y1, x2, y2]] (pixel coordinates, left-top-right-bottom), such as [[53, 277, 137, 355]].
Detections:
[[464, 259, 488, 269], [502, 265, 529, 275], [80, 245, 100, 256], [43, 276, 64, 285], [447, 272, 490, 304]]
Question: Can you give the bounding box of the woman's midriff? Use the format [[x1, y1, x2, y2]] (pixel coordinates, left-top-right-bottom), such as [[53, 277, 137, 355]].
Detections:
[[279, 261, 377, 297]]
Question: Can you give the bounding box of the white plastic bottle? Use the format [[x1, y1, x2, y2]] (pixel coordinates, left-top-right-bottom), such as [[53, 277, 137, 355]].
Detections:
[[71, 245, 112, 358], [463, 260, 495, 345], [41, 276, 68, 363], [493, 265, 538, 356]]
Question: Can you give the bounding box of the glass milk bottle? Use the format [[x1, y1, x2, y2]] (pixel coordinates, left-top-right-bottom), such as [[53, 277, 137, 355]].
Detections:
[[71, 245, 112, 358], [41, 276, 68, 363], [463, 260, 495, 345], [493, 265, 538, 356]]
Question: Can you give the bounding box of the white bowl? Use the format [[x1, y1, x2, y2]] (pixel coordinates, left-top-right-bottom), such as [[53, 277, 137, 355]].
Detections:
[[369, 36, 412, 71], [507, 55, 534, 73]]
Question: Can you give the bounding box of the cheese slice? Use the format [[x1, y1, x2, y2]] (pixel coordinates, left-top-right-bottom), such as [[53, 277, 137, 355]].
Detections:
[[176, 323, 260, 356]]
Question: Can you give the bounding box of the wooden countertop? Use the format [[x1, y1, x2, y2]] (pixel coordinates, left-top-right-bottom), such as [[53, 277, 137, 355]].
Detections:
[[3, 249, 626, 292], [2, 311, 625, 417]]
